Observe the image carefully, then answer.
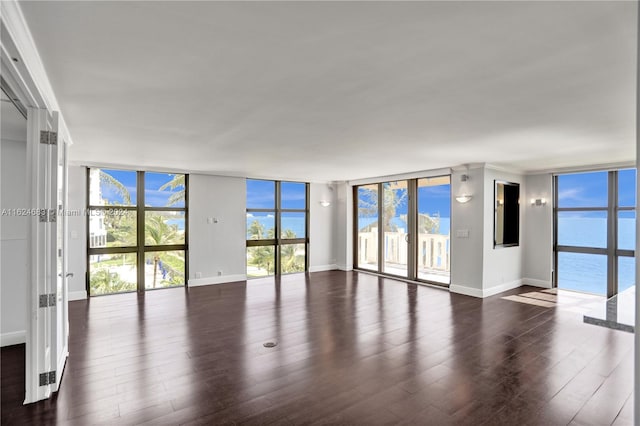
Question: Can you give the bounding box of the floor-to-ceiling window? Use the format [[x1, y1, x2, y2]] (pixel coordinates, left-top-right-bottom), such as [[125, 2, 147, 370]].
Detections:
[[246, 179, 309, 277], [554, 169, 635, 297], [354, 175, 451, 285], [87, 169, 188, 295]]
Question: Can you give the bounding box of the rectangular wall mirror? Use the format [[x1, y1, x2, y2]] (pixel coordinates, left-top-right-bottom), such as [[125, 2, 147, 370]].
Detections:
[[495, 180, 519, 247]]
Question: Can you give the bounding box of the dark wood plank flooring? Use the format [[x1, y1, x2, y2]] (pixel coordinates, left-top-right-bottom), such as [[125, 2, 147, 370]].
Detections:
[[1, 271, 635, 425]]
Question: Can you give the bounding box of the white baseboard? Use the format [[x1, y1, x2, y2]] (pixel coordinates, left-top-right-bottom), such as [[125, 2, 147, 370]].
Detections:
[[522, 278, 552, 288], [69, 290, 87, 301], [1, 330, 25, 347], [188, 274, 247, 287], [449, 284, 484, 298], [482, 279, 523, 297], [309, 264, 338, 273], [450, 279, 523, 298], [336, 264, 353, 271]]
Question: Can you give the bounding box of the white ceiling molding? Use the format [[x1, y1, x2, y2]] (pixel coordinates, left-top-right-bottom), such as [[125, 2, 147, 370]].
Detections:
[[348, 167, 452, 186]]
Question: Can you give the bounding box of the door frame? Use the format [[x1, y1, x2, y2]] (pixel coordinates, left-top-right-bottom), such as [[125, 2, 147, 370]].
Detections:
[[1, 0, 74, 404]]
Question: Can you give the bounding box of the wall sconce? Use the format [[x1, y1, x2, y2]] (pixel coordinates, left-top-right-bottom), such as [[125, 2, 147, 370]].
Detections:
[[319, 200, 331, 207], [455, 194, 473, 204], [530, 198, 547, 206]]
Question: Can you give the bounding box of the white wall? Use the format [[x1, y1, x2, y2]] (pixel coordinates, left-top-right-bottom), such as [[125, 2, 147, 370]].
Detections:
[[333, 181, 353, 271], [309, 182, 337, 272], [188, 174, 247, 285], [67, 166, 87, 300], [449, 166, 485, 295], [1, 138, 28, 346], [523, 173, 553, 287], [481, 167, 525, 296]]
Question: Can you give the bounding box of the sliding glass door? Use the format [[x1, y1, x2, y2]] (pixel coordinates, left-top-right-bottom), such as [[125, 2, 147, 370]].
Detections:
[[554, 169, 635, 297], [355, 176, 451, 285], [417, 177, 451, 284], [382, 181, 409, 277]]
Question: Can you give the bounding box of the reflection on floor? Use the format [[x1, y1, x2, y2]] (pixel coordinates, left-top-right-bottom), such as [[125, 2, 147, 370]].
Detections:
[[501, 288, 605, 313], [583, 286, 636, 333]]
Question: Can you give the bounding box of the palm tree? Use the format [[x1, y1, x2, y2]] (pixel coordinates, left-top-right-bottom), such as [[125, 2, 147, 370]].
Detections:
[[100, 170, 132, 205], [159, 174, 186, 206], [90, 268, 135, 295], [281, 229, 304, 273], [358, 184, 408, 231], [247, 220, 276, 275], [145, 214, 181, 288]]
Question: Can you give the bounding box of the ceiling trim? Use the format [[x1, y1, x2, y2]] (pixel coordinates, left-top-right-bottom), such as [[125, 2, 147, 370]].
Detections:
[[348, 167, 452, 187], [529, 161, 637, 176]]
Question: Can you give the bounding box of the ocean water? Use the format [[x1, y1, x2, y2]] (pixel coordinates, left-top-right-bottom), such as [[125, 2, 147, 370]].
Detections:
[[248, 215, 635, 296]]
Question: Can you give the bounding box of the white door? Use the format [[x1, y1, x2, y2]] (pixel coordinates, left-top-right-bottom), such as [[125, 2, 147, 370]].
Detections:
[[24, 109, 69, 402], [52, 126, 69, 392]]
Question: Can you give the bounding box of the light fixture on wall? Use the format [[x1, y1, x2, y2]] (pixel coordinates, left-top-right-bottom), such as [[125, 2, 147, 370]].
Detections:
[[531, 198, 547, 206], [455, 194, 473, 203], [455, 169, 472, 203], [319, 200, 331, 207]]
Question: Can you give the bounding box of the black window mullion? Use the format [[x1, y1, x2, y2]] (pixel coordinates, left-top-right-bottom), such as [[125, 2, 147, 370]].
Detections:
[[377, 182, 383, 273], [275, 181, 281, 276], [137, 171, 145, 292]]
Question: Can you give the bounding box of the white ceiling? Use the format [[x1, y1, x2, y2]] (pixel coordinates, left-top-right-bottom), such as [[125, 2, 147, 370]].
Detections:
[[18, 1, 637, 182]]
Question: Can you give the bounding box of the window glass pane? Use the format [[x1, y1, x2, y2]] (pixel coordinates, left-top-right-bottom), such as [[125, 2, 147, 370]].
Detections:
[[247, 246, 275, 278], [618, 210, 635, 251], [382, 181, 408, 277], [89, 209, 136, 248], [618, 169, 636, 207], [89, 168, 136, 206], [145, 172, 185, 208], [89, 253, 137, 295], [247, 179, 275, 209], [144, 251, 185, 289], [557, 252, 607, 295], [357, 184, 378, 271], [281, 182, 306, 209], [417, 176, 451, 284], [145, 211, 185, 246], [618, 256, 635, 292], [557, 211, 607, 248], [557, 171, 608, 208], [281, 212, 305, 239], [281, 244, 306, 274], [247, 212, 275, 240]]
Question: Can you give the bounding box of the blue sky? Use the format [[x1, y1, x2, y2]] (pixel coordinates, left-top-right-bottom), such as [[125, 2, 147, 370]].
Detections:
[[246, 180, 306, 209], [100, 169, 184, 207], [359, 183, 451, 218], [558, 169, 635, 212]]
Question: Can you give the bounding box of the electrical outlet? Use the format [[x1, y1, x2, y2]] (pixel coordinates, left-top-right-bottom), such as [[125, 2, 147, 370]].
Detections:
[[217, 270, 222, 276], [195, 272, 202, 279]]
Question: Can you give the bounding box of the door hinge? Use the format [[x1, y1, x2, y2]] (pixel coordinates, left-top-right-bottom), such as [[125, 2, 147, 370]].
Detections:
[[39, 293, 56, 308], [39, 371, 56, 386], [40, 130, 57, 145], [39, 208, 57, 223]]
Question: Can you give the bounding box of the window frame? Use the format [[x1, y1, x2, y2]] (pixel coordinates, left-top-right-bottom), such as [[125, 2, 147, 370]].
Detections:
[[353, 175, 452, 286], [246, 179, 309, 276], [86, 169, 189, 295], [553, 169, 635, 297]]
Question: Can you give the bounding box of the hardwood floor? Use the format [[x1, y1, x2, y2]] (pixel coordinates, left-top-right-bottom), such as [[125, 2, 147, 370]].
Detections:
[[1, 271, 634, 425]]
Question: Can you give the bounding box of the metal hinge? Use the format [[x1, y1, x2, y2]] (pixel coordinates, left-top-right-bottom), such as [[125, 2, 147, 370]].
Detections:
[[40, 130, 57, 145], [39, 208, 57, 223], [39, 371, 56, 386], [39, 293, 56, 308]]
